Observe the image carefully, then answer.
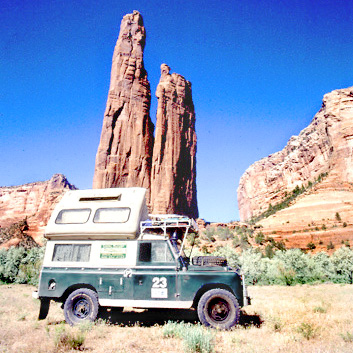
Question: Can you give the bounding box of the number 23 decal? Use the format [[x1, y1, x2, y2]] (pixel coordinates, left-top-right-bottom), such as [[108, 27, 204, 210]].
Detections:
[[152, 277, 167, 288]]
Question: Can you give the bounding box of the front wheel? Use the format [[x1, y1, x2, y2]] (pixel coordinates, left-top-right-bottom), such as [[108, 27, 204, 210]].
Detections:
[[64, 288, 99, 326], [197, 289, 240, 330]]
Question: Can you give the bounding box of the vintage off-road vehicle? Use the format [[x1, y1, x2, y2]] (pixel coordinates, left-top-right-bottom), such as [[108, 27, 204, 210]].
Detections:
[[33, 187, 249, 329]]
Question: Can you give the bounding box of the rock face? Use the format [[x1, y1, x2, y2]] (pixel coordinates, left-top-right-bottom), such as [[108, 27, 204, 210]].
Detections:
[[150, 64, 198, 218], [93, 12, 198, 218], [238, 86, 353, 221], [93, 11, 154, 200], [0, 174, 76, 243]]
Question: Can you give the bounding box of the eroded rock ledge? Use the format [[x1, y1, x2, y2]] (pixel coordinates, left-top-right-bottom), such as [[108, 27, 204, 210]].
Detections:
[[238, 87, 353, 221]]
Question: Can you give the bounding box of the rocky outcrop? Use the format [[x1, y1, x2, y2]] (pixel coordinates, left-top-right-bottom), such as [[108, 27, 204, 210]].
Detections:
[[150, 64, 198, 218], [0, 219, 39, 249], [93, 12, 198, 218], [93, 11, 154, 200], [238, 86, 353, 221], [0, 174, 76, 243]]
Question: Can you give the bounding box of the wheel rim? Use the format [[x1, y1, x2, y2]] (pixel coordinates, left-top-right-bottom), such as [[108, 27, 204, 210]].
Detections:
[[208, 298, 230, 322], [73, 298, 90, 319]]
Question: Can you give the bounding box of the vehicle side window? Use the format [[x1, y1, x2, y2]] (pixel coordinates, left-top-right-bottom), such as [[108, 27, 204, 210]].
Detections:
[[52, 244, 91, 262], [138, 241, 174, 263], [152, 242, 174, 262]]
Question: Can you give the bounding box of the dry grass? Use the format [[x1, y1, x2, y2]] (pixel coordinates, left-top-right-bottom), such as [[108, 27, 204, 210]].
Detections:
[[1, 284, 353, 352]]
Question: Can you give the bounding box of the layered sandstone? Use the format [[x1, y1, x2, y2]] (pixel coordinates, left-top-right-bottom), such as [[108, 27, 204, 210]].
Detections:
[[93, 12, 198, 218], [93, 11, 154, 200], [238, 86, 353, 221], [150, 64, 198, 218], [255, 184, 353, 251], [0, 174, 76, 243]]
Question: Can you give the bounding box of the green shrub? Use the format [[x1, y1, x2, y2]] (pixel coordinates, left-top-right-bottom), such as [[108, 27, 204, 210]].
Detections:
[[0, 246, 44, 285], [264, 244, 275, 259], [240, 249, 265, 285], [231, 235, 239, 248], [296, 322, 317, 340], [327, 241, 335, 250], [203, 227, 216, 243], [212, 246, 240, 268], [312, 252, 335, 282], [163, 322, 214, 353], [163, 321, 185, 338], [183, 325, 214, 353], [313, 306, 327, 313], [340, 332, 353, 342], [240, 233, 250, 250], [255, 232, 265, 244], [53, 324, 86, 350], [216, 227, 234, 241], [331, 247, 353, 283], [268, 316, 283, 332], [187, 232, 200, 247], [307, 242, 316, 250]]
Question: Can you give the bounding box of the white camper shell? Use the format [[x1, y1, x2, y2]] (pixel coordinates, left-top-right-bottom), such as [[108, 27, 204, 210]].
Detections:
[[45, 187, 149, 240]]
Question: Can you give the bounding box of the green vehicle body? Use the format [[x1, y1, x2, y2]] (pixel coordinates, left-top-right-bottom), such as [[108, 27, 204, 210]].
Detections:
[[33, 188, 249, 329], [37, 239, 245, 307]]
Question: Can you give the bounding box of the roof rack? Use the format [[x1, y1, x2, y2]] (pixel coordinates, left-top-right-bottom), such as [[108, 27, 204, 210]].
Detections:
[[140, 214, 198, 236]]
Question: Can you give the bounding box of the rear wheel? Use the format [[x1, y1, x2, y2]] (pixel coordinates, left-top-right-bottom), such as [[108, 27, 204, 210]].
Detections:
[[64, 288, 99, 326], [197, 289, 240, 330]]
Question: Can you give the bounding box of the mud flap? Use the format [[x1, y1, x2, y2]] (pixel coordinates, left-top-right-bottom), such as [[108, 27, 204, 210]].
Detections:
[[38, 299, 50, 320]]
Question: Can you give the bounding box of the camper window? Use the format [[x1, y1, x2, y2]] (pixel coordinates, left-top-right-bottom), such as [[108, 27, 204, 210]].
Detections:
[[93, 207, 130, 223], [55, 209, 91, 224], [52, 244, 91, 262], [138, 241, 174, 263]]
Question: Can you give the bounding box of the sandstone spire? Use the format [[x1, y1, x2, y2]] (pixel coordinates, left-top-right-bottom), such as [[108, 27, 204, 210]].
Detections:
[[150, 64, 198, 218], [93, 11, 154, 197]]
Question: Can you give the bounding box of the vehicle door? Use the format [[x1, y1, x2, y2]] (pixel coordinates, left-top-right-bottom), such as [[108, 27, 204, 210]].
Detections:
[[134, 240, 178, 302]]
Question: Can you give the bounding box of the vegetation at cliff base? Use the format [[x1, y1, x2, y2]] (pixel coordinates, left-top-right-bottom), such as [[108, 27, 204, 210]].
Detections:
[[248, 172, 329, 224]]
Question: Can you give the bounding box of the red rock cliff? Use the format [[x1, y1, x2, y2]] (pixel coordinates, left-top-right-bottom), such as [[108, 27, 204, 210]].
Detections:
[[0, 174, 76, 242], [93, 11, 154, 200], [238, 86, 353, 221], [150, 64, 198, 218]]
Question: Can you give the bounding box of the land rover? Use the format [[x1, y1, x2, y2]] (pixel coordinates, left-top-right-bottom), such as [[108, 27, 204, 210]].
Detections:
[[33, 187, 249, 329]]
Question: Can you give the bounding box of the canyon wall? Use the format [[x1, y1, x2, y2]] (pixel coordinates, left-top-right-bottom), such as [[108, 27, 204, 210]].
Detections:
[[238, 86, 353, 221], [150, 64, 198, 218], [0, 174, 76, 243]]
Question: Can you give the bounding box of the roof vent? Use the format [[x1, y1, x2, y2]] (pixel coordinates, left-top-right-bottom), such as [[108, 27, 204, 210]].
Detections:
[[79, 195, 121, 202]]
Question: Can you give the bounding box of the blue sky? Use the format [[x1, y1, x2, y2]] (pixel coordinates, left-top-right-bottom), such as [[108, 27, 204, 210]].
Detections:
[[1, 0, 352, 222]]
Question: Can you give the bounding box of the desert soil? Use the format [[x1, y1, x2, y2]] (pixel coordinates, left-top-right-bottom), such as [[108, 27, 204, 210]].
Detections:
[[1, 284, 353, 352]]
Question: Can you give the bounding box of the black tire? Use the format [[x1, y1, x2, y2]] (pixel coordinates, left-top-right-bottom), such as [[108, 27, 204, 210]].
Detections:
[[197, 289, 240, 330], [64, 288, 99, 326]]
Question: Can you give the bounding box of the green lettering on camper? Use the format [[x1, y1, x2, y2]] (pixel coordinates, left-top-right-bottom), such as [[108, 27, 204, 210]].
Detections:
[[100, 243, 127, 259]]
